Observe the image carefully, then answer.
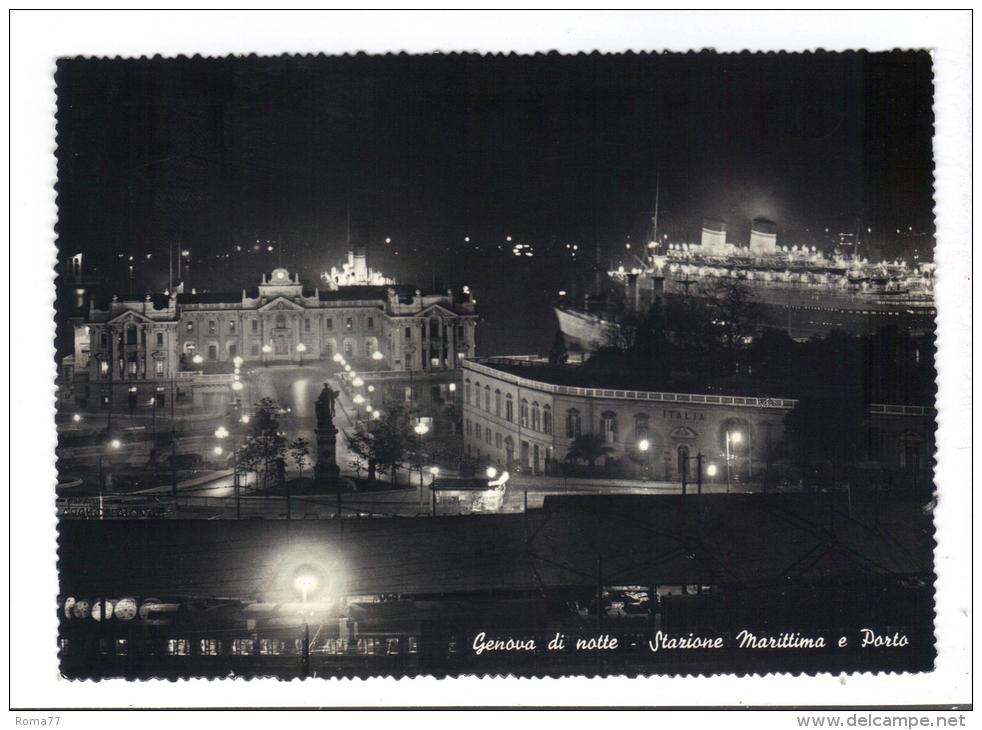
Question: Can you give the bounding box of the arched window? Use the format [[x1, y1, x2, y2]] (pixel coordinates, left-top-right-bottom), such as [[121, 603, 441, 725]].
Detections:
[[601, 411, 618, 444], [343, 339, 354, 357], [494, 389, 502, 417], [464, 379, 471, 405], [472, 381, 481, 408], [365, 337, 378, 356], [505, 394, 514, 423], [275, 314, 287, 329], [520, 399, 529, 428], [484, 385, 491, 412], [543, 405, 552, 435], [634, 413, 650, 441], [429, 317, 440, 338], [531, 402, 541, 431], [565, 408, 581, 438]]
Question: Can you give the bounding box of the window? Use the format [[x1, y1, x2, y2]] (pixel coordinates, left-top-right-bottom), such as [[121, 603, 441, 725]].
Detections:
[[326, 317, 334, 330], [634, 414, 650, 441], [566, 409, 582, 438], [485, 426, 492, 445], [495, 390, 502, 417], [186, 321, 194, 333], [128, 357, 138, 376], [464, 379, 471, 405], [155, 359, 165, 376], [156, 332, 164, 346], [405, 327, 412, 339], [520, 399, 529, 428], [407, 637, 419, 654], [367, 316, 374, 329], [208, 320, 216, 334], [229, 320, 236, 333], [531, 402, 541, 431], [304, 318, 311, 332], [677, 445, 690, 479], [208, 344, 217, 361], [199, 639, 221, 656], [260, 639, 286, 655], [250, 343, 259, 357], [456, 324, 464, 339], [386, 638, 400, 655], [231, 639, 254, 655], [346, 317, 353, 330], [601, 411, 618, 444], [472, 381, 480, 408], [344, 339, 354, 357], [167, 639, 190, 656], [505, 394, 514, 423], [322, 638, 347, 655], [251, 319, 259, 333], [99, 331, 109, 349], [543, 405, 552, 435], [126, 325, 137, 345], [115, 639, 128, 656], [99, 360, 109, 376], [495, 432, 502, 449], [465, 419, 471, 436], [484, 385, 491, 412], [228, 343, 237, 359]]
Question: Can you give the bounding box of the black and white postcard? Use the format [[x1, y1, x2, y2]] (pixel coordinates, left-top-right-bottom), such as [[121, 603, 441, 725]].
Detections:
[[9, 9, 973, 714]]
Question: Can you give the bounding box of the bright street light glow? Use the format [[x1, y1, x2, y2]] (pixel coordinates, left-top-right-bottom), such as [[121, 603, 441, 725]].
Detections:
[[353, 394, 365, 405], [706, 464, 718, 477], [233, 356, 244, 367], [192, 354, 204, 365], [448, 383, 456, 392], [109, 439, 121, 449], [232, 381, 244, 391], [367, 385, 375, 393], [292, 566, 321, 603], [638, 439, 650, 452], [352, 377, 364, 388], [332, 353, 343, 363], [215, 426, 229, 439], [413, 422, 429, 436], [485, 466, 498, 479], [344, 365, 352, 372], [262, 344, 272, 353], [730, 431, 743, 444], [371, 351, 384, 361], [213, 446, 224, 455], [72, 413, 82, 422], [429, 466, 440, 476], [240, 414, 250, 424], [296, 343, 307, 352], [371, 410, 381, 420]]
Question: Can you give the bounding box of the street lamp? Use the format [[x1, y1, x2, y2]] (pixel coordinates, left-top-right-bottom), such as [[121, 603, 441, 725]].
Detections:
[[371, 351, 384, 361], [706, 463, 718, 478], [413, 422, 429, 436], [262, 343, 272, 366], [233, 355, 243, 369], [192, 353, 204, 367], [353, 394, 365, 405], [725, 430, 743, 492], [637, 438, 651, 481], [296, 342, 307, 366], [292, 566, 321, 605], [371, 410, 381, 420], [352, 377, 364, 388], [332, 353, 343, 364], [486, 466, 498, 479], [344, 364, 352, 373]]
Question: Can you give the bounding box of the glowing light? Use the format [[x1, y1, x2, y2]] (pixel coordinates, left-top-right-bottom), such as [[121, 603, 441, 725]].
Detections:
[[372, 410, 381, 420], [292, 566, 321, 603], [353, 394, 365, 405], [429, 466, 440, 476], [332, 353, 343, 363], [296, 343, 307, 353], [706, 464, 718, 477], [448, 383, 456, 392], [262, 344, 272, 354], [638, 439, 650, 452], [729, 431, 743, 444], [233, 356, 243, 367], [371, 351, 384, 361], [506, 236, 512, 242], [109, 439, 121, 449], [267, 245, 274, 252], [352, 377, 364, 388], [464, 236, 470, 242], [485, 466, 498, 479], [215, 426, 229, 439], [385, 237, 392, 244], [232, 381, 243, 391], [240, 414, 250, 424], [213, 446, 224, 456], [344, 365, 352, 372], [367, 385, 375, 393], [413, 422, 429, 436], [72, 413, 81, 423], [192, 354, 204, 365]]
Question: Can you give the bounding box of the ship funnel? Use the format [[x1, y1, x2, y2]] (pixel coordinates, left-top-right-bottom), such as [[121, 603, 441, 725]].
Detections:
[[700, 218, 728, 252], [749, 218, 778, 254]]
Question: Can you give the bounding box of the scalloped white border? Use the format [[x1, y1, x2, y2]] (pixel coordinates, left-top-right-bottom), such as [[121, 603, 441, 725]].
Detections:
[[8, 9, 972, 712]]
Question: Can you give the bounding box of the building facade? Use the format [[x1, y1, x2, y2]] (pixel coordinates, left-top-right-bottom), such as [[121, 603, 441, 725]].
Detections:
[[462, 358, 796, 480], [68, 267, 477, 413]]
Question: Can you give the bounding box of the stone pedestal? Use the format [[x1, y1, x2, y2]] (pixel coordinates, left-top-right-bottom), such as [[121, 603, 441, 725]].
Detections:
[[314, 424, 342, 482]]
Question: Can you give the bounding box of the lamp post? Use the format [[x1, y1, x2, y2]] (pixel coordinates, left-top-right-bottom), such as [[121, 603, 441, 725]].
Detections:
[[637, 439, 650, 481], [725, 430, 743, 493], [413, 421, 429, 492], [99, 438, 122, 519], [296, 342, 307, 366], [262, 343, 272, 367], [215, 425, 240, 519]]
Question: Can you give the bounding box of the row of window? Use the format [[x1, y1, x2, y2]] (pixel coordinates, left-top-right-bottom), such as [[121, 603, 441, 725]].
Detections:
[[62, 636, 419, 658], [97, 328, 166, 349], [464, 381, 554, 435], [97, 356, 167, 378], [184, 314, 373, 335]]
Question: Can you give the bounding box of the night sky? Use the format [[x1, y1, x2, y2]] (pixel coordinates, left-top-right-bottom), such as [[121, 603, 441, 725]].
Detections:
[[55, 51, 935, 352]]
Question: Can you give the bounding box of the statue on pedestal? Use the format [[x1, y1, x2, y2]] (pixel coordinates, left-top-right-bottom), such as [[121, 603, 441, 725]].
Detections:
[[314, 382, 341, 482]]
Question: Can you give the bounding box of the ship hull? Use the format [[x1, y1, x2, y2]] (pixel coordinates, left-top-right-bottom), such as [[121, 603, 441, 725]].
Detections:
[[553, 306, 622, 351]]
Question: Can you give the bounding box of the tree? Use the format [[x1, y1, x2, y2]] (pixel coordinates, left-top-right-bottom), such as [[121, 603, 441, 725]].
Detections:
[[239, 398, 287, 491], [344, 402, 413, 484], [548, 330, 569, 366], [702, 277, 760, 375], [564, 433, 615, 468], [289, 437, 311, 480]]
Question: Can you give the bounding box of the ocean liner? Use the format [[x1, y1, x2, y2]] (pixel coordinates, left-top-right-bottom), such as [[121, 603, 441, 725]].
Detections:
[[556, 217, 936, 350]]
